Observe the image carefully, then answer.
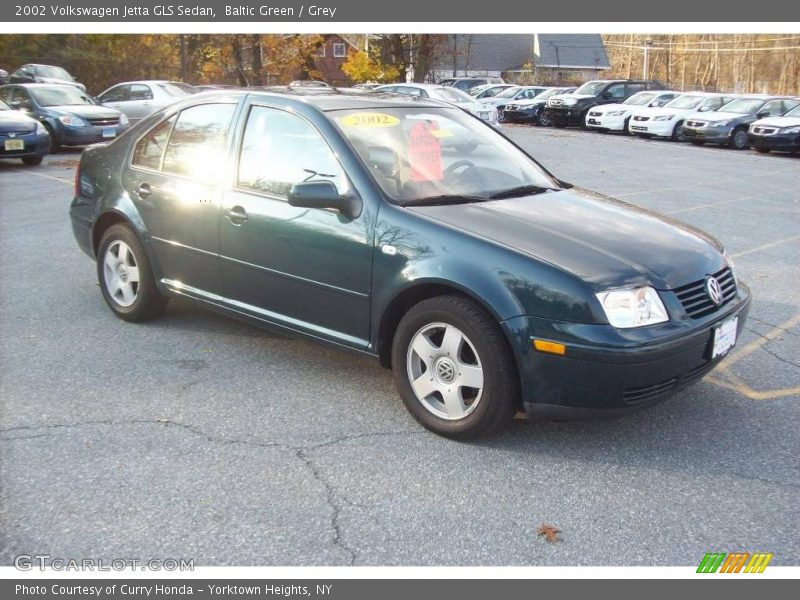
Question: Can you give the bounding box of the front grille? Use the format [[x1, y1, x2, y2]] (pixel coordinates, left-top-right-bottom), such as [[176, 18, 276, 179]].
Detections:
[[686, 120, 706, 128], [86, 116, 120, 126], [633, 115, 650, 121], [0, 128, 34, 136], [549, 99, 564, 106], [673, 267, 736, 319], [588, 111, 602, 117], [623, 377, 678, 404], [752, 126, 777, 135]]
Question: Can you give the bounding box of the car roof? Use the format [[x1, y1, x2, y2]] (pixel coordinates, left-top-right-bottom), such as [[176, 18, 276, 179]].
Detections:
[[243, 86, 453, 111], [1, 82, 78, 89]]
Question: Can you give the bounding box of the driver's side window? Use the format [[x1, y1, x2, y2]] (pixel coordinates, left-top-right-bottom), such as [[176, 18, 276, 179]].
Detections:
[[237, 106, 347, 199], [606, 84, 626, 99]]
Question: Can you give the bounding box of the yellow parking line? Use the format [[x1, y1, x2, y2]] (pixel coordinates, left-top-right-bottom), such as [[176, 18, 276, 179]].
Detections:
[[705, 314, 800, 400], [730, 235, 800, 259]]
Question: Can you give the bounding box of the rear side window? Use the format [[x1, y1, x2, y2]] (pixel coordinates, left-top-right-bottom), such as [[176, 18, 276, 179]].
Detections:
[[237, 106, 347, 198], [132, 115, 176, 170], [99, 85, 128, 103], [162, 103, 236, 181], [128, 84, 153, 101]]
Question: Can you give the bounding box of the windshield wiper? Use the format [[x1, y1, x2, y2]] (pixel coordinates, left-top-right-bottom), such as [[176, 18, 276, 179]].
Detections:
[[487, 184, 557, 200], [401, 194, 489, 207]]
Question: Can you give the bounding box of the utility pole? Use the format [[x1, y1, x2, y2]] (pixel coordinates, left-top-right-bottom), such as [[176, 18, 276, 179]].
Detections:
[[643, 38, 653, 79], [180, 34, 187, 82]]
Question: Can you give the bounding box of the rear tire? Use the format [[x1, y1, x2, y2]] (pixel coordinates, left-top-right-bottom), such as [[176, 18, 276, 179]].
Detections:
[[97, 224, 167, 322], [391, 295, 519, 440]]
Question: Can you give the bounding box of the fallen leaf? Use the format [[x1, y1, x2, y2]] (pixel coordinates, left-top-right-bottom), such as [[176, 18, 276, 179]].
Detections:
[[536, 523, 561, 543]]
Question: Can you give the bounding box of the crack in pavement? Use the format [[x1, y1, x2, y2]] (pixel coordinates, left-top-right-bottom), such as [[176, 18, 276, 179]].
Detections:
[[743, 326, 800, 369], [0, 418, 420, 565]]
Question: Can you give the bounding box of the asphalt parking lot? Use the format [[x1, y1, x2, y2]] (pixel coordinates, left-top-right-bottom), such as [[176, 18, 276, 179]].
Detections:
[[1, 127, 798, 567]]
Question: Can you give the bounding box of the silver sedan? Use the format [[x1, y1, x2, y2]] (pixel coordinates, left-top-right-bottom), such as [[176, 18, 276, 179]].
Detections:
[[96, 80, 193, 124]]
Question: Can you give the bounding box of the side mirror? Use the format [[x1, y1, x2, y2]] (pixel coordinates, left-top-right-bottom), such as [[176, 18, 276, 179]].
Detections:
[[756, 111, 769, 119], [288, 181, 361, 219], [698, 106, 711, 112]]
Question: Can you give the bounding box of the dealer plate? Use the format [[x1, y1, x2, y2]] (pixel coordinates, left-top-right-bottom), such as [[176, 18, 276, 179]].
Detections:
[[102, 128, 116, 138], [712, 315, 738, 359], [4, 139, 24, 151]]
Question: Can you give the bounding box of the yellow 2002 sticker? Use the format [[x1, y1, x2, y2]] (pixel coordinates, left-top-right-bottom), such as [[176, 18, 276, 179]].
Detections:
[[341, 113, 400, 128]]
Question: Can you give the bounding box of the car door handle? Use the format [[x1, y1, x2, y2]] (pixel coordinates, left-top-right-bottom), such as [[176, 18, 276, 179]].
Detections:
[[226, 206, 248, 225], [135, 183, 152, 199]]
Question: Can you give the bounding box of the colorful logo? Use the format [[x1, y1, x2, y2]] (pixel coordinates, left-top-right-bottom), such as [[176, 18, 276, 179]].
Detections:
[[697, 552, 773, 573]]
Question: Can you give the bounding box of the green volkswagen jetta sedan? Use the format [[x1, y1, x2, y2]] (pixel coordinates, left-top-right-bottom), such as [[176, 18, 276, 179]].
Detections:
[[70, 88, 750, 439]]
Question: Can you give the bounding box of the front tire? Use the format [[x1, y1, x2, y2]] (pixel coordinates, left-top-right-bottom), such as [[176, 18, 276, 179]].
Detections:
[[391, 295, 519, 439], [731, 128, 749, 150], [537, 112, 552, 127], [671, 121, 686, 142], [97, 224, 167, 322]]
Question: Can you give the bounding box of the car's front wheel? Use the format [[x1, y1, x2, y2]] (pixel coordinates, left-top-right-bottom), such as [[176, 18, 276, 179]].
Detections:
[[537, 112, 551, 127], [391, 295, 519, 439], [97, 224, 167, 322], [731, 128, 750, 150]]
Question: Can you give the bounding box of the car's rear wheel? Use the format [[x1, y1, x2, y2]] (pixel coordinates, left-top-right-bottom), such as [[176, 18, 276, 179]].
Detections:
[[731, 128, 749, 150], [22, 155, 44, 165], [391, 295, 519, 439], [97, 224, 167, 322]]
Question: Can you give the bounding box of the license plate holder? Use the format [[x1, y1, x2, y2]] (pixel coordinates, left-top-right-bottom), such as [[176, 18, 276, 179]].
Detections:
[[711, 316, 738, 359], [102, 128, 116, 138], [4, 139, 25, 151]]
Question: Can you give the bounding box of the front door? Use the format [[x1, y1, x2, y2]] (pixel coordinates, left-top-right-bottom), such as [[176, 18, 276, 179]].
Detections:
[[220, 104, 373, 348], [123, 102, 238, 294]]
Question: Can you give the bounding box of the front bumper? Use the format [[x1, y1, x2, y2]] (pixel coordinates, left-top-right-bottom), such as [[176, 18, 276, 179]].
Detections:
[[502, 283, 751, 419], [543, 106, 582, 126], [503, 106, 540, 122], [680, 124, 733, 143], [0, 131, 49, 158], [629, 118, 676, 137], [58, 123, 128, 147], [585, 113, 626, 131], [749, 132, 800, 152]]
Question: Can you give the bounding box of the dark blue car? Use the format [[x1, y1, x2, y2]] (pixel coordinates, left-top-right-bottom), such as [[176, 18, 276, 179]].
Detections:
[[0, 83, 129, 152], [0, 98, 50, 165]]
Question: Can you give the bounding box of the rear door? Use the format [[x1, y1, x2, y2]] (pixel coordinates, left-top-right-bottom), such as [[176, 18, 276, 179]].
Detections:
[[126, 84, 155, 121], [219, 102, 374, 347], [123, 102, 238, 295]]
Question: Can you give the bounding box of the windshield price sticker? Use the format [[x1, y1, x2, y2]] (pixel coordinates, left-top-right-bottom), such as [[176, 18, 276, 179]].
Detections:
[[407, 121, 444, 182], [341, 113, 400, 128]]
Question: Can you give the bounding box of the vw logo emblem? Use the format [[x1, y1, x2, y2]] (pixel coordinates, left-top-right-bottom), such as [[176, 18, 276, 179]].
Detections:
[[8, 132, 16, 138], [435, 358, 456, 383], [706, 276, 723, 305]]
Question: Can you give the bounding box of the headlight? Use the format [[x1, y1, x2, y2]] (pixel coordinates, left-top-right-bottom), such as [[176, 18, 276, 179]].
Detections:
[[606, 110, 625, 116], [723, 250, 738, 286], [653, 114, 674, 121], [780, 126, 800, 134], [596, 286, 669, 329], [563, 98, 577, 106], [58, 115, 88, 127], [35, 122, 47, 135], [119, 113, 129, 125]]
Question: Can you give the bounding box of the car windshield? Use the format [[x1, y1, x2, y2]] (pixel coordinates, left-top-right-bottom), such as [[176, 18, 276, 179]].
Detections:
[[719, 98, 766, 114], [30, 86, 95, 106], [35, 65, 72, 80], [0, 99, 10, 110], [494, 86, 522, 98], [623, 92, 658, 106], [574, 81, 607, 95], [664, 94, 705, 109], [169, 82, 197, 94], [158, 83, 191, 97], [535, 88, 565, 101], [431, 87, 473, 103], [330, 106, 559, 204]]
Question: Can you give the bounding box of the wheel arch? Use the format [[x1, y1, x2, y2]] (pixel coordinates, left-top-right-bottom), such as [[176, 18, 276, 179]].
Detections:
[[92, 210, 137, 257]]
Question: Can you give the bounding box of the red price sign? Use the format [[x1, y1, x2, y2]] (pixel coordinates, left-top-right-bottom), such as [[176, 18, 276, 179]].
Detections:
[[407, 121, 443, 182]]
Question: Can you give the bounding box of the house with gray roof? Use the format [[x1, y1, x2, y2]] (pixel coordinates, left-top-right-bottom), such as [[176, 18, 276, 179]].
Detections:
[[432, 34, 610, 85]]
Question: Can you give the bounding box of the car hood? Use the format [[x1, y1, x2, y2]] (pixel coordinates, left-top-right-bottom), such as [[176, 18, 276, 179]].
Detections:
[[0, 109, 38, 131], [47, 104, 121, 119], [408, 188, 724, 290], [633, 105, 697, 118], [38, 76, 84, 89], [752, 116, 800, 128], [686, 110, 745, 123], [550, 93, 594, 101], [508, 98, 547, 107], [591, 102, 627, 113]]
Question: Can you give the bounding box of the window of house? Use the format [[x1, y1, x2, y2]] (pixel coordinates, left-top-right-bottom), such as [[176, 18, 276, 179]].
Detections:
[[316, 45, 326, 58], [333, 43, 346, 58]]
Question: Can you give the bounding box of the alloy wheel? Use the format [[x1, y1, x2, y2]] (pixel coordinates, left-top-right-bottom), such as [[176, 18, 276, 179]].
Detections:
[[406, 322, 484, 420], [103, 240, 140, 307]]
